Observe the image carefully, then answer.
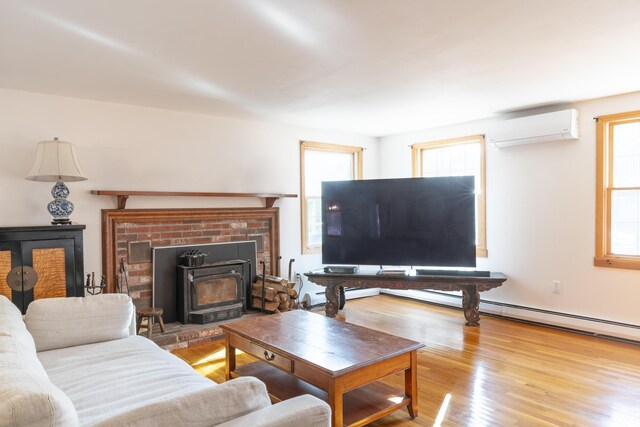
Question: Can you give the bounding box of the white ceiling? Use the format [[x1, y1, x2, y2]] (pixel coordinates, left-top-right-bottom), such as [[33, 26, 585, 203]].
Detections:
[[2, 0, 640, 137]]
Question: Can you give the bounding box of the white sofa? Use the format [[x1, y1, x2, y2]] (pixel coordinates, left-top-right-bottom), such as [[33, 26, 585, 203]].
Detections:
[[0, 294, 330, 427]]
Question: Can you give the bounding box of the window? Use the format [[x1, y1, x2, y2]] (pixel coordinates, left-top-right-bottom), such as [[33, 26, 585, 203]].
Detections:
[[300, 141, 363, 254], [595, 110, 640, 269], [411, 135, 487, 257]]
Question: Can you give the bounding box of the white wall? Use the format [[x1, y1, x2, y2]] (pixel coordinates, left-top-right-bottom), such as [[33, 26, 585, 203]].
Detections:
[[379, 91, 640, 338], [0, 88, 378, 298]]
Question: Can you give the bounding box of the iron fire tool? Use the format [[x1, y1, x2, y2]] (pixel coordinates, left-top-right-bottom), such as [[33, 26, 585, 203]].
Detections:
[[245, 258, 252, 311], [287, 258, 298, 304], [287, 258, 295, 283], [117, 257, 131, 296], [259, 260, 267, 312], [85, 272, 106, 295], [275, 255, 282, 277]]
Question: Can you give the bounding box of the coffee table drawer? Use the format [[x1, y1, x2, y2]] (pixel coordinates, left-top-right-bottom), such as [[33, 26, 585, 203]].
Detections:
[[249, 342, 294, 373]]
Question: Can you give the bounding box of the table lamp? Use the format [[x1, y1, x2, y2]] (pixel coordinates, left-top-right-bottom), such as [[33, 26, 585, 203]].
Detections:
[[25, 138, 87, 225]]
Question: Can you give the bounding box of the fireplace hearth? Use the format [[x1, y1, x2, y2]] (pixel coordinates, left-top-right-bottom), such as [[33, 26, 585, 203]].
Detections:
[[177, 260, 248, 324]]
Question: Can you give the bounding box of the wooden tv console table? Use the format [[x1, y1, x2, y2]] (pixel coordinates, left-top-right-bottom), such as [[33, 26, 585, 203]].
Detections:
[[305, 270, 507, 326]]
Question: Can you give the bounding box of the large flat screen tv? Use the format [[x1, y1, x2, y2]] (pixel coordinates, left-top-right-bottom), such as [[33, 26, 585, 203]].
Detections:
[[321, 177, 476, 267]]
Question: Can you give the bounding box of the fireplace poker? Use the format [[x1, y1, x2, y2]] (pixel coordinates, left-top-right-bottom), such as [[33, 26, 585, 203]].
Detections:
[[260, 260, 266, 312], [118, 257, 131, 296], [275, 255, 282, 277]]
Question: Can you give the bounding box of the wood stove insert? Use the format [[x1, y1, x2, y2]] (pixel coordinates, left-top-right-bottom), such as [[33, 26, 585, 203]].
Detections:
[[177, 260, 248, 324]]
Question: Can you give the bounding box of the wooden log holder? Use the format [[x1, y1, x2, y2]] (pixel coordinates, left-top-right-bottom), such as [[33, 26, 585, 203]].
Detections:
[[252, 261, 298, 313]]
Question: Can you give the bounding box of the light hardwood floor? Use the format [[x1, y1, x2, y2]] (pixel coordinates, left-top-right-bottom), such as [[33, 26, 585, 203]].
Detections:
[[173, 295, 640, 426]]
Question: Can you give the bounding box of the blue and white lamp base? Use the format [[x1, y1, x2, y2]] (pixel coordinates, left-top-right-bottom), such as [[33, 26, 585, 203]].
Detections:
[[47, 180, 74, 225]]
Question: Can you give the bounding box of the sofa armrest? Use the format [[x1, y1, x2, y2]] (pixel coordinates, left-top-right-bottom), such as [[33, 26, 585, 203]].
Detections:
[[216, 394, 330, 427], [92, 377, 272, 427]]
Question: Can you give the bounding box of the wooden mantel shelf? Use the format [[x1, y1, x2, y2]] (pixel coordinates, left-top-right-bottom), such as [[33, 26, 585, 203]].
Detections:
[[91, 190, 297, 209]]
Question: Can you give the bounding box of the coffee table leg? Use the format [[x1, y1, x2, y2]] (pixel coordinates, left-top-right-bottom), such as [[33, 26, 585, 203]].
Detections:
[[328, 378, 344, 427], [405, 350, 418, 418], [225, 334, 236, 381]]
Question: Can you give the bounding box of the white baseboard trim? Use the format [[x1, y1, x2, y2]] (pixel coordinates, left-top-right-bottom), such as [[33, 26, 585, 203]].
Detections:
[[381, 289, 640, 343], [304, 288, 381, 307]]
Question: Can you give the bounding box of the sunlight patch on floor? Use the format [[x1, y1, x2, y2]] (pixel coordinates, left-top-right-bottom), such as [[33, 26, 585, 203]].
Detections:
[[387, 396, 404, 404], [196, 361, 226, 377], [433, 393, 452, 427], [193, 348, 245, 366]]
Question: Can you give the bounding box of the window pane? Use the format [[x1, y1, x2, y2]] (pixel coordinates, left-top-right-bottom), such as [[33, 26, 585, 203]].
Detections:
[[423, 151, 438, 177], [449, 145, 466, 174], [421, 142, 481, 244], [613, 122, 640, 187], [611, 189, 640, 255], [304, 149, 355, 248], [304, 150, 353, 196], [306, 197, 322, 246]]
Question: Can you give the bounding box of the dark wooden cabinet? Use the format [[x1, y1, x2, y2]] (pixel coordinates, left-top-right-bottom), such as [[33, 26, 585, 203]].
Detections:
[[0, 225, 85, 313]]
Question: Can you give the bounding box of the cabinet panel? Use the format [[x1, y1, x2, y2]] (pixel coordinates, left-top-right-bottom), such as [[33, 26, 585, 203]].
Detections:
[[0, 249, 12, 300], [32, 247, 68, 300], [0, 242, 22, 308], [0, 225, 84, 313], [23, 239, 75, 301]]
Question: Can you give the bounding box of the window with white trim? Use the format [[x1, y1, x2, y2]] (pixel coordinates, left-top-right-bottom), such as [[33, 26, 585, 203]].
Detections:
[[595, 110, 640, 269], [300, 141, 362, 254], [411, 134, 487, 257]]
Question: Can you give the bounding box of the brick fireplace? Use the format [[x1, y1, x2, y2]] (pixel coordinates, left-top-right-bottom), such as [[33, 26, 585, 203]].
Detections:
[[100, 208, 280, 348]]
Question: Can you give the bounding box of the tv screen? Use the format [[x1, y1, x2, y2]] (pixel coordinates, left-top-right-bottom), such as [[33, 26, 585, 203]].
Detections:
[[321, 177, 476, 267]]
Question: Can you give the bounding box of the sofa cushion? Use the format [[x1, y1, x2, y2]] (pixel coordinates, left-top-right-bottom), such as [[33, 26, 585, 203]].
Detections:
[[216, 395, 331, 427], [0, 295, 37, 356], [38, 335, 224, 426], [91, 377, 272, 427], [0, 357, 79, 427], [25, 294, 133, 352], [0, 294, 23, 329], [0, 296, 79, 427]]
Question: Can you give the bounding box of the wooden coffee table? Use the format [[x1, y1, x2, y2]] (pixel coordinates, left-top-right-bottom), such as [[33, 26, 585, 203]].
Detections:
[[221, 310, 425, 427]]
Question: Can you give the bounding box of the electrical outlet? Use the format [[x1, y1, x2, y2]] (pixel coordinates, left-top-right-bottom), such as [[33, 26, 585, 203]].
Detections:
[[552, 280, 562, 294]]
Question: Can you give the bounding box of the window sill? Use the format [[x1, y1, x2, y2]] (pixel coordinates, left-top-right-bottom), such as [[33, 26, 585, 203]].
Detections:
[[594, 256, 640, 270], [302, 246, 321, 255]]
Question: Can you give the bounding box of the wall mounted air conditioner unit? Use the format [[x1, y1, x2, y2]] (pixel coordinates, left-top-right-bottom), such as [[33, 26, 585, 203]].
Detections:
[[489, 109, 579, 148]]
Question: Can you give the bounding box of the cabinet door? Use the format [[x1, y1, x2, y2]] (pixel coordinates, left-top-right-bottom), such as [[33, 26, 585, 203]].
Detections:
[[22, 239, 76, 306], [0, 242, 22, 308]]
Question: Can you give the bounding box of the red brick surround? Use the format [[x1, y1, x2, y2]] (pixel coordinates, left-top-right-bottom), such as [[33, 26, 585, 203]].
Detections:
[[100, 208, 280, 309]]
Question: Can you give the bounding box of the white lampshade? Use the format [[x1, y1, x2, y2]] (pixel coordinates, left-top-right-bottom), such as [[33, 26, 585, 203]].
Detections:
[[25, 138, 87, 182]]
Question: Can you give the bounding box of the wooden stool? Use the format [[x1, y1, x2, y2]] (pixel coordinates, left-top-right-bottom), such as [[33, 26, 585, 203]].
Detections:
[[136, 307, 165, 339]]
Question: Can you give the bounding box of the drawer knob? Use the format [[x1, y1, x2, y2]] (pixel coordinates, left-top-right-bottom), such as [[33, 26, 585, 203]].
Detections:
[[263, 350, 276, 361]]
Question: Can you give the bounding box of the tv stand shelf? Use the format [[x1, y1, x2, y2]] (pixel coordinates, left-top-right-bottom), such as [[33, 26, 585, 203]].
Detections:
[[305, 269, 507, 326]]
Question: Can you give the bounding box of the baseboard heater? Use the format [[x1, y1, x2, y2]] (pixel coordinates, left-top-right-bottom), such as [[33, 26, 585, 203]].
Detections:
[[382, 289, 640, 344], [308, 287, 380, 307]]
